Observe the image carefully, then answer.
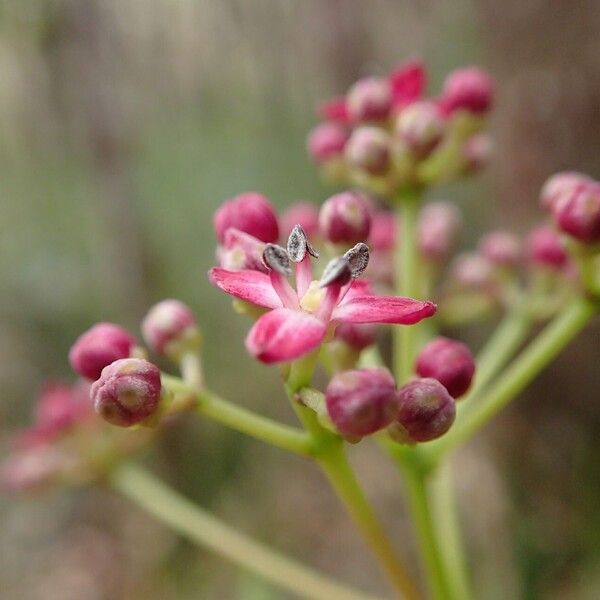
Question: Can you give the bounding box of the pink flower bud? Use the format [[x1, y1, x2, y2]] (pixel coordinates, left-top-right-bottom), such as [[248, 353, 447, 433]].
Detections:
[[34, 382, 91, 436], [415, 337, 475, 399], [462, 134, 493, 174], [525, 226, 568, 269], [418, 202, 461, 261], [389, 59, 426, 110], [280, 202, 320, 238], [346, 77, 392, 122], [213, 192, 279, 244], [142, 299, 200, 358], [307, 122, 349, 164], [539, 171, 591, 212], [451, 253, 494, 289], [90, 358, 162, 427], [318, 97, 351, 124], [440, 67, 494, 114], [394, 378, 456, 442], [335, 322, 378, 351], [344, 126, 391, 175], [325, 368, 399, 437], [553, 181, 600, 244], [369, 211, 397, 251], [69, 323, 136, 381], [319, 191, 372, 245], [395, 100, 445, 155], [479, 231, 521, 268]]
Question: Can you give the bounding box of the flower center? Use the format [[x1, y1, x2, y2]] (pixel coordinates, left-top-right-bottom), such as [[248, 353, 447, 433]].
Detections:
[[299, 281, 326, 314]]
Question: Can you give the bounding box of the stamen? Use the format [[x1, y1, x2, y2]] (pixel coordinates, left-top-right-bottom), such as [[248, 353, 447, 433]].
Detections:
[[287, 224, 319, 262], [344, 242, 370, 278], [295, 256, 313, 298], [319, 257, 352, 288], [316, 282, 343, 322], [263, 244, 292, 276], [269, 271, 299, 309]]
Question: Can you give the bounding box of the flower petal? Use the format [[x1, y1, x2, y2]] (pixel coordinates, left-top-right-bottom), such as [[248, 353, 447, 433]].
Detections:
[[339, 279, 375, 304], [245, 308, 327, 363], [333, 295, 436, 325], [208, 268, 282, 309]]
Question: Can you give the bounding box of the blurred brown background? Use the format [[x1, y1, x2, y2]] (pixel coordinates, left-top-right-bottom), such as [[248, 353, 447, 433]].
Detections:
[[1, 1, 599, 598]]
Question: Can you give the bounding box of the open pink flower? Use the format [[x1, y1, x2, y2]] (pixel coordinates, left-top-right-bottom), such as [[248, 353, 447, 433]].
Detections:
[[209, 225, 436, 364]]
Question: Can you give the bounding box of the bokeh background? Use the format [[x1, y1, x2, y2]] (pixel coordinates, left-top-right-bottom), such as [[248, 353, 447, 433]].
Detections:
[[1, 1, 600, 598]]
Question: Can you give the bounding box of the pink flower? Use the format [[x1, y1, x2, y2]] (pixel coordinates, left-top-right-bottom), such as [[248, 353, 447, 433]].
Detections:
[[388, 59, 426, 110], [307, 122, 349, 164], [439, 66, 494, 115], [209, 226, 436, 364]]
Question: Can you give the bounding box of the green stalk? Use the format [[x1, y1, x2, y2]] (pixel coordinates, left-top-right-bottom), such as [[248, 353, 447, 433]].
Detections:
[[428, 296, 597, 460], [111, 463, 381, 600], [394, 188, 423, 384]]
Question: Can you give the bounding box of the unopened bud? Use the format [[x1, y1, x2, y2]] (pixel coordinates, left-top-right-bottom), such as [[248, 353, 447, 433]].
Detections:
[[440, 67, 494, 115], [307, 122, 349, 164], [553, 181, 600, 244], [142, 300, 201, 359], [335, 323, 378, 351], [90, 358, 162, 427], [346, 77, 392, 123], [369, 211, 397, 251], [415, 337, 475, 399], [326, 368, 399, 437], [479, 231, 521, 268], [345, 127, 391, 175], [461, 134, 493, 174], [393, 378, 455, 442], [319, 191, 372, 245], [280, 202, 320, 238], [213, 192, 279, 244], [525, 226, 568, 269], [451, 253, 494, 289], [395, 101, 445, 155], [69, 323, 136, 381], [540, 171, 591, 213], [418, 202, 461, 261]]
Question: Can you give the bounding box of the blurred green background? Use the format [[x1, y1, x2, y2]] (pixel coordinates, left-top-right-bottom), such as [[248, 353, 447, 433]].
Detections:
[[1, 1, 600, 598]]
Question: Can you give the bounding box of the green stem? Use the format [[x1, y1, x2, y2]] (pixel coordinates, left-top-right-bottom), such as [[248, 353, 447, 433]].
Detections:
[[394, 188, 423, 384], [161, 374, 315, 457], [111, 463, 381, 600], [430, 462, 471, 600], [428, 296, 598, 460]]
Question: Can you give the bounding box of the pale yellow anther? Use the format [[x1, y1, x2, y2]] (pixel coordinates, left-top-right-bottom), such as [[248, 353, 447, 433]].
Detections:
[[299, 281, 326, 314]]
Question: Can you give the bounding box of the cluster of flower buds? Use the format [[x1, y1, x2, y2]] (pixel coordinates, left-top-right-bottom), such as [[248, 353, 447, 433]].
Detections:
[[307, 60, 494, 195]]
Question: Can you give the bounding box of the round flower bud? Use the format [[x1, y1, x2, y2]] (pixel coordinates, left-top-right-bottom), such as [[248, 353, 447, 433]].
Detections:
[[440, 67, 494, 114], [142, 299, 200, 359], [319, 191, 372, 245], [326, 368, 399, 437], [345, 126, 391, 175], [525, 226, 568, 269], [394, 378, 456, 442], [69, 323, 136, 381], [415, 337, 475, 399], [451, 253, 494, 289], [553, 182, 600, 244], [335, 323, 378, 351], [479, 231, 521, 268], [418, 202, 461, 261], [307, 122, 349, 164], [346, 77, 392, 123], [395, 100, 445, 155], [280, 202, 320, 239], [461, 134, 493, 175], [213, 192, 279, 244], [34, 382, 90, 436], [90, 358, 162, 427], [540, 171, 591, 212], [369, 211, 397, 251]]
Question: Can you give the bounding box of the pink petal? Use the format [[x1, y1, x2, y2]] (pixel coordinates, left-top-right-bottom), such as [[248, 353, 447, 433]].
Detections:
[[318, 97, 351, 124], [333, 295, 436, 325], [389, 59, 426, 108], [339, 279, 375, 304], [245, 308, 327, 363], [208, 268, 282, 309]]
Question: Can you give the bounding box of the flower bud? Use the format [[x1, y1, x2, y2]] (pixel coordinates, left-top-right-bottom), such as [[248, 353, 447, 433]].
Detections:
[[213, 192, 279, 244], [346, 77, 392, 123], [142, 299, 201, 359], [335, 323, 378, 351], [525, 226, 568, 269], [440, 67, 494, 114], [415, 337, 475, 399], [345, 126, 391, 175], [479, 231, 521, 268], [307, 122, 349, 164], [450, 253, 494, 289], [34, 382, 90, 436], [540, 171, 591, 212], [319, 191, 372, 245], [395, 101, 445, 155], [369, 211, 397, 251], [69, 323, 135, 381], [393, 378, 455, 442], [218, 228, 267, 272], [418, 202, 461, 261], [553, 182, 600, 244], [318, 96, 350, 124], [280, 202, 320, 239], [461, 134, 493, 174], [1, 445, 68, 493], [91, 358, 162, 427], [326, 368, 399, 437]]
